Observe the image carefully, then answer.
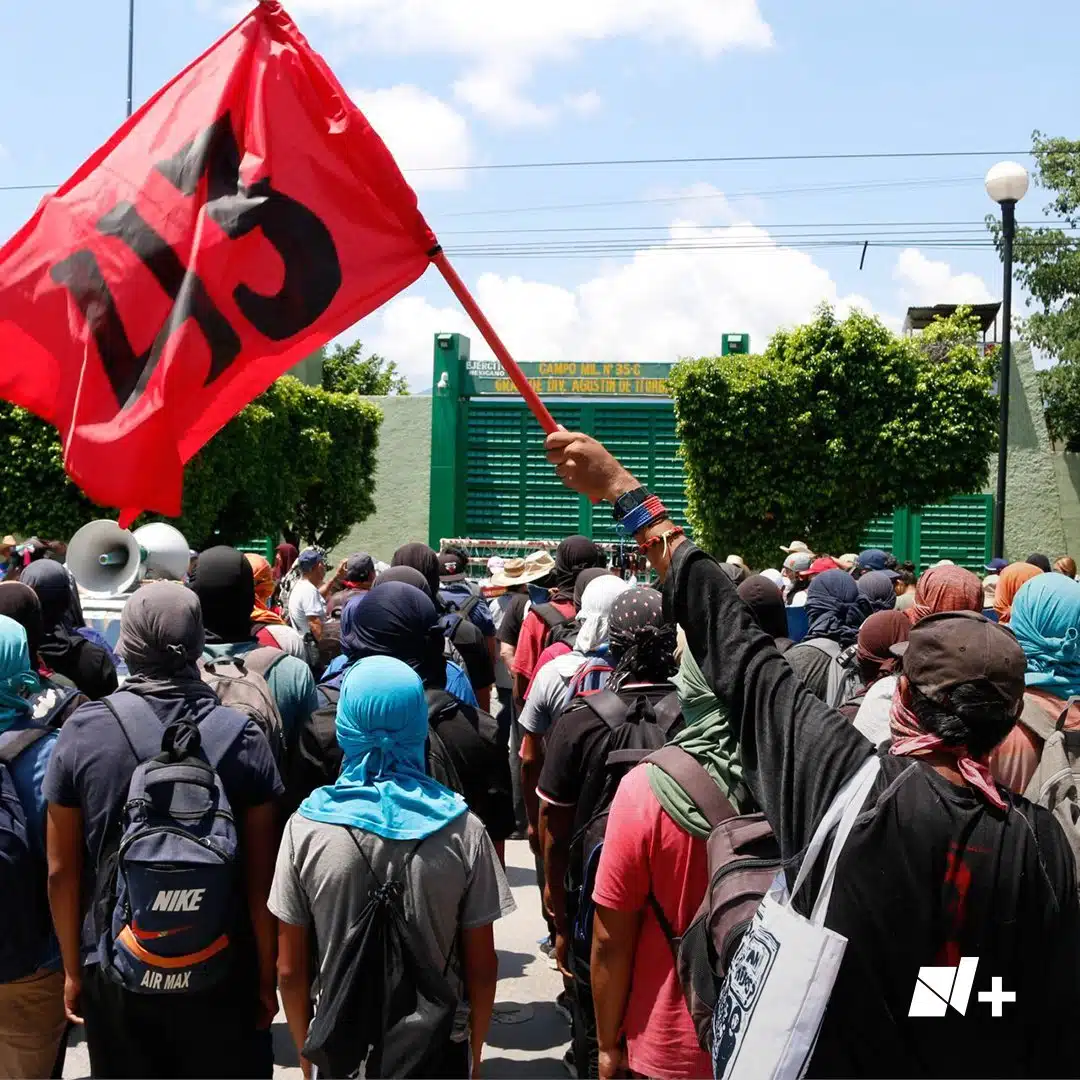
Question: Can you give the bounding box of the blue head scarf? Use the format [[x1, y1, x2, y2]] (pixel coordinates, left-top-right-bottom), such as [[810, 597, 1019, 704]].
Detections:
[[856, 571, 897, 615], [0, 614, 40, 733], [1009, 573, 1080, 700], [298, 655, 467, 840], [806, 569, 867, 646]]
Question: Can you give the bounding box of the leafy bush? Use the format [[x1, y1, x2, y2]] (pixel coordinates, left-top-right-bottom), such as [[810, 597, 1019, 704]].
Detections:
[[669, 305, 997, 567], [0, 376, 382, 550]]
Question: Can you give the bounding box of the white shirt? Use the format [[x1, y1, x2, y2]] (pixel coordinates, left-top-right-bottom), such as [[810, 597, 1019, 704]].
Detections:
[[288, 578, 326, 636], [853, 675, 896, 747]]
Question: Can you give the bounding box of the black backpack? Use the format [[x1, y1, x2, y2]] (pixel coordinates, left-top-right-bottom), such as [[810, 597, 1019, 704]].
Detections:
[[302, 829, 457, 1078], [285, 681, 344, 816], [426, 689, 515, 842], [565, 687, 683, 971], [533, 601, 580, 651]]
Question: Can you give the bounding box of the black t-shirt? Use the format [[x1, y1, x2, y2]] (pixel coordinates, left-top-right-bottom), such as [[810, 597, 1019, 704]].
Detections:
[[44, 635, 119, 701], [42, 690, 284, 963], [539, 682, 677, 836], [496, 591, 529, 649], [448, 616, 495, 691], [426, 690, 515, 842], [665, 541, 1080, 1078]]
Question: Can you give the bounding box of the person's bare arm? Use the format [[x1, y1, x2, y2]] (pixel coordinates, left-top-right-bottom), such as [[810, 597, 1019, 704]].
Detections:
[[277, 920, 313, 1080], [540, 801, 576, 975], [307, 616, 324, 641], [520, 730, 545, 853], [243, 802, 279, 1030], [476, 685, 492, 712], [318, 561, 347, 598], [592, 905, 642, 1080], [462, 923, 498, 1079], [499, 642, 516, 672], [46, 803, 85, 1024]]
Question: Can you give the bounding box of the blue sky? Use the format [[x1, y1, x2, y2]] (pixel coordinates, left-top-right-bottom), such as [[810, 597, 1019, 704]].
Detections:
[[0, 0, 1074, 386]]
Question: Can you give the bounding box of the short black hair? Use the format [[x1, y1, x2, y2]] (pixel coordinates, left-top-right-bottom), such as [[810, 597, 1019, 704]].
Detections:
[[907, 680, 1017, 760]]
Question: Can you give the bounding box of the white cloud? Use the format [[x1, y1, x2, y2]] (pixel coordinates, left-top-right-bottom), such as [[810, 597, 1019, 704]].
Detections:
[[356, 193, 881, 389], [348, 84, 472, 189], [892, 248, 994, 307], [290, 0, 772, 126], [564, 90, 603, 117]]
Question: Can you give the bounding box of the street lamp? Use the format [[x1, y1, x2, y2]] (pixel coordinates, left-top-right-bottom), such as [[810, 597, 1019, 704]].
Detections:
[[126, 0, 135, 117], [985, 160, 1030, 560]]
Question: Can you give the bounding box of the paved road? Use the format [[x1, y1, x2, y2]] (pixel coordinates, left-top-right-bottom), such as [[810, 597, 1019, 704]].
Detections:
[[63, 840, 569, 1079]]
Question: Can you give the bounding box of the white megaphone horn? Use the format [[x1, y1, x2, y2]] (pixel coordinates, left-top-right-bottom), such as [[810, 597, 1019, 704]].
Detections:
[[67, 520, 191, 597]]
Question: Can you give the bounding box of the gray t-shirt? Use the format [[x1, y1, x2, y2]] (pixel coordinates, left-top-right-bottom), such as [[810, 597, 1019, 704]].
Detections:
[[268, 809, 515, 1040]]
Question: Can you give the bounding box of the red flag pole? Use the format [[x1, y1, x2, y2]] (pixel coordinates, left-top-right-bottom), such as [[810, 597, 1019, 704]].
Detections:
[[431, 249, 558, 435]]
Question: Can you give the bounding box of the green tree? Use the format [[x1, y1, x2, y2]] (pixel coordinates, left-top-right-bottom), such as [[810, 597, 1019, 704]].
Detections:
[[0, 377, 382, 551], [1037, 361, 1080, 450], [669, 305, 997, 567], [321, 341, 409, 396]]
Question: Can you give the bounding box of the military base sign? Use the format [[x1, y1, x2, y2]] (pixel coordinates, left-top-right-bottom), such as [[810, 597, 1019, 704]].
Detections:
[[462, 357, 674, 397]]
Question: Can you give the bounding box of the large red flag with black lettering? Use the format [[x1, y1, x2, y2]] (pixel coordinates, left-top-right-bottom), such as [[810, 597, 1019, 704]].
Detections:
[[0, 1, 438, 523]]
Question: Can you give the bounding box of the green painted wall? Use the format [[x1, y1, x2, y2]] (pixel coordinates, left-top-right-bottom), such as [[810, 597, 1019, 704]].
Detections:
[[331, 395, 431, 564]]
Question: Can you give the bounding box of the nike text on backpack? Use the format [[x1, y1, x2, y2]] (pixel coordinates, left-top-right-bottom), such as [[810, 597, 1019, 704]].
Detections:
[[642, 744, 780, 1053], [565, 688, 682, 972], [797, 639, 861, 710], [199, 649, 286, 764], [94, 692, 247, 994], [1018, 694, 1080, 870], [711, 755, 880, 1080], [0, 727, 53, 982], [302, 830, 457, 1078]]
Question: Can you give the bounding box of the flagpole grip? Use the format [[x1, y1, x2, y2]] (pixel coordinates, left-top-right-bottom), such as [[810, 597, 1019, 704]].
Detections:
[[431, 250, 559, 435]]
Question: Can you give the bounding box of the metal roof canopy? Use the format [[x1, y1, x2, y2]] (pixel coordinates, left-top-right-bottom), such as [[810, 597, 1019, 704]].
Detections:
[[903, 302, 1001, 338]]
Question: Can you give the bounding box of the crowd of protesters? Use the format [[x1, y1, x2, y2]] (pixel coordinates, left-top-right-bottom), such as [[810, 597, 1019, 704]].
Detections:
[[3, 442, 1080, 1079]]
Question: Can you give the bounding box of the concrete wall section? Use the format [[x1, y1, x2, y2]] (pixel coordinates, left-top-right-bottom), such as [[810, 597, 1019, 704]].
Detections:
[[331, 395, 432, 564]]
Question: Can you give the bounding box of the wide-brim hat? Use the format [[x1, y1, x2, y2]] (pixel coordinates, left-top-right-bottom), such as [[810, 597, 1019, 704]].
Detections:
[[490, 550, 555, 588]]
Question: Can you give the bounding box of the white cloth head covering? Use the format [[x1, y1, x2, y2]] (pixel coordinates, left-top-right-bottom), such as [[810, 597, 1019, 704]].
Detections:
[[760, 568, 784, 589], [575, 575, 633, 654]]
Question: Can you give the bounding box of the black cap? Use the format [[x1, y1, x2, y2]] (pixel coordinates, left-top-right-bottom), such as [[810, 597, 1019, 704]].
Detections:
[[344, 553, 375, 583], [438, 550, 468, 582]]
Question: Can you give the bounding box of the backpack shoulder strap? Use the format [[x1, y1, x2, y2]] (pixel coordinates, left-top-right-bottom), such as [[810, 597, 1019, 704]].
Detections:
[[0, 726, 51, 765], [240, 646, 286, 680], [458, 594, 482, 621], [645, 744, 735, 830], [1019, 695, 1077, 742], [102, 691, 166, 763], [581, 689, 632, 732], [652, 690, 683, 736], [800, 637, 843, 660], [196, 706, 251, 770], [534, 602, 568, 630]]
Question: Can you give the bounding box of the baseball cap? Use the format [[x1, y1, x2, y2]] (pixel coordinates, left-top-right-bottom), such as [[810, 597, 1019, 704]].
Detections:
[[344, 552, 375, 582], [783, 552, 813, 574], [857, 549, 890, 573], [892, 610, 1026, 708], [438, 550, 469, 582], [985, 557, 1009, 574], [298, 547, 326, 572], [807, 556, 841, 576], [726, 555, 748, 570], [780, 540, 811, 555], [836, 553, 858, 571]]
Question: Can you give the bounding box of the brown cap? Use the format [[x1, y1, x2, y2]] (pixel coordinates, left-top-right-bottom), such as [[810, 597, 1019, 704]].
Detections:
[[892, 610, 1026, 707]]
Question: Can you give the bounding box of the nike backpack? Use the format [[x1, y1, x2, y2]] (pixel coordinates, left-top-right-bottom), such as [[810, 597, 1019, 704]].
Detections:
[[96, 692, 246, 994]]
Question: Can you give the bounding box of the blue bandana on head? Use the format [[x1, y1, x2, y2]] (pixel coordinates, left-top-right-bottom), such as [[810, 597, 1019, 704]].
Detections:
[[1009, 573, 1080, 700], [298, 654, 467, 840], [0, 614, 39, 733]]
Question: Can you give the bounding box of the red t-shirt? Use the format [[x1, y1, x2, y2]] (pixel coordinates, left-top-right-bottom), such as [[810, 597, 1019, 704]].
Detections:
[[524, 641, 572, 698], [592, 764, 712, 1080], [511, 600, 576, 682]]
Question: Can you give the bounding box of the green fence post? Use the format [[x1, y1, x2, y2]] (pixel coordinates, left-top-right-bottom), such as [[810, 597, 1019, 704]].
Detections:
[[428, 334, 469, 549]]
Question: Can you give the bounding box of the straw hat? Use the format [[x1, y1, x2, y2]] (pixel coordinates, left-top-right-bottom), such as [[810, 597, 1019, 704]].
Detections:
[[489, 550, 556, 588]]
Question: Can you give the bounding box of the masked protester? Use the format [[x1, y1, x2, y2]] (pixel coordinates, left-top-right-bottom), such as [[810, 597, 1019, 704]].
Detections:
[[43, 583, 283, 1079], [544, 428, 1080, 1080]]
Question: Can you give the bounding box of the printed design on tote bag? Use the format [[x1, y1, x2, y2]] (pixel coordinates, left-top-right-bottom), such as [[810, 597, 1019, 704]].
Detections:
[[712, 919, 779, 1077]]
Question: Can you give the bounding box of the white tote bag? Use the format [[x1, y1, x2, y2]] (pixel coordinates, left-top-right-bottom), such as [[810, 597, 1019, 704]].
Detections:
[[712, 754, 880, 1080]]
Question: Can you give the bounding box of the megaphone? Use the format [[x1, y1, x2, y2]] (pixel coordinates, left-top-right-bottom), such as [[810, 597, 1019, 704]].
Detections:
[[67, 520, 190, 597]]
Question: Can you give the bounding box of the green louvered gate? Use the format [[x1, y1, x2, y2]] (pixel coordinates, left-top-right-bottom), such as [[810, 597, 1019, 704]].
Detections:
[[457, 399, 690, 542], [860, 495, 993, 573]]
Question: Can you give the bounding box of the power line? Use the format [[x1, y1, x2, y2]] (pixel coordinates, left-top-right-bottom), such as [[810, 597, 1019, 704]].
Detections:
[[414, 149, 1036, 173], [440, 175, 986, 218], [0, 183, 58, 193]]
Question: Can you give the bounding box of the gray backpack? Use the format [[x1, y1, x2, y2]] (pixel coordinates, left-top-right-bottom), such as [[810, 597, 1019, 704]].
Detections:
[[796, 638, 861, 709], [644, 746, 780, 1054], [1019, 695, 1080, 871], [199, 649, 286, 764]]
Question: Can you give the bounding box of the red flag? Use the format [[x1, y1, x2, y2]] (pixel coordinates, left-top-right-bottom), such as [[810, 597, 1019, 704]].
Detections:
[[0, 1, 436, 523]]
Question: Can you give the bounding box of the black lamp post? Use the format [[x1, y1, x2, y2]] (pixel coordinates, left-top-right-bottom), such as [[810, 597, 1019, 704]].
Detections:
[[985, 160, 1030, 560], [126, 0, 135, 118]]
